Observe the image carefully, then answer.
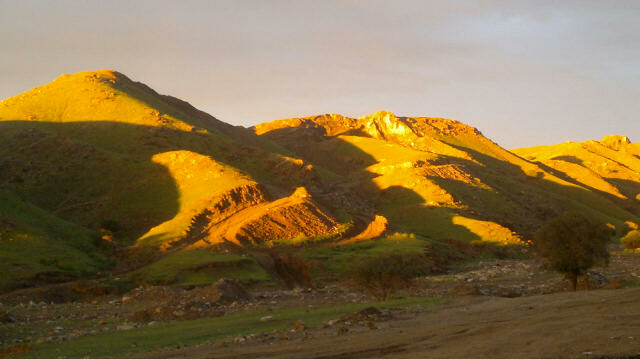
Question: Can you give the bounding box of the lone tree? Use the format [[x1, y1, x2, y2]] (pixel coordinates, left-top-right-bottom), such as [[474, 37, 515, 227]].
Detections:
[[533, 211, 610, 291]]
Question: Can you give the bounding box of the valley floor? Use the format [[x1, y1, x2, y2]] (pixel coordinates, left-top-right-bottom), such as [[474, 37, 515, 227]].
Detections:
[[2, 251, 640, 358], [132, 287, 640, 359]]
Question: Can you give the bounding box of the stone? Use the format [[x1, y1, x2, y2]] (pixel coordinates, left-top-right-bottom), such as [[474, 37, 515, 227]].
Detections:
[[117, 323, 134, 331], [260, 315, 274, 322]]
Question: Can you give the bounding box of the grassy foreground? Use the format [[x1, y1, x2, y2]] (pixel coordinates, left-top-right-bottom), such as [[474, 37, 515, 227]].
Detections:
[[10, 296, 445, 359]]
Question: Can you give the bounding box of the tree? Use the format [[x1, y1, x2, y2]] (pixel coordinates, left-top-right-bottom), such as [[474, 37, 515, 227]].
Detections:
[[533, 211, 610, 291]]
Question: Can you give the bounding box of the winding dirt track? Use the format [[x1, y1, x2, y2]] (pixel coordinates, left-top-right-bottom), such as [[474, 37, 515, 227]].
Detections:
[[131, 288, 640, 359]]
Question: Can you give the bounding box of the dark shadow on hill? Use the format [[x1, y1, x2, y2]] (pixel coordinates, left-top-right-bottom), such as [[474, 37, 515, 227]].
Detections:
[[0, 121, 181, 242], [550, 155, 584, 165]]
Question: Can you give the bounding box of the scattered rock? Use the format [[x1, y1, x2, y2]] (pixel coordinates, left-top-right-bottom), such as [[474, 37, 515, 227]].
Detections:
[[260, 315, 274, 322]]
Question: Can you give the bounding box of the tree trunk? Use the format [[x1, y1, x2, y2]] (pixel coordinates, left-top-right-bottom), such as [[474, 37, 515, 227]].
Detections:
[[568, 273, 578, 291]]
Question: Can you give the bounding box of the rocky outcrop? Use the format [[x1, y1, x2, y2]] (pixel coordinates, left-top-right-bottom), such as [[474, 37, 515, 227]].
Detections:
[[187, 187, 340, 247]]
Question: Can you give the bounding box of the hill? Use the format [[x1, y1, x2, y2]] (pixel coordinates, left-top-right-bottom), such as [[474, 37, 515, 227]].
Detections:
[[1, 70, 638, 291], [0, 70, 342, 289], [255, 112, 639, 244], [514, 135, 640, 219]]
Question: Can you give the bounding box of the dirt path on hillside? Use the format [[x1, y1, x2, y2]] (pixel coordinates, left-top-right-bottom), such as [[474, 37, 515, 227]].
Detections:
[[131, 288, 640, 359]]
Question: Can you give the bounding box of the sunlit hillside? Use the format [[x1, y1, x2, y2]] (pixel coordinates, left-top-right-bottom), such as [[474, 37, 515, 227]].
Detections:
[[1, 70, 638, 291], [0, 70, 338, 288], [256, 112, 639, 243], [514, 135, 640, 218]]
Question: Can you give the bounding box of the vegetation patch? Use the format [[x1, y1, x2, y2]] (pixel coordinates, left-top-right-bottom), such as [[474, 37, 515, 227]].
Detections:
[[127, 249, 272, 286], [621, 230, 640, 250]]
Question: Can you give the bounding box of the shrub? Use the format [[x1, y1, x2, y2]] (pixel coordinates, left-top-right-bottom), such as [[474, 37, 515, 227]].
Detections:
[[533, 211, 610, 291], [621, 230, 640, 250], [271, 253, 313, 289], [344, 253, 431, 300]]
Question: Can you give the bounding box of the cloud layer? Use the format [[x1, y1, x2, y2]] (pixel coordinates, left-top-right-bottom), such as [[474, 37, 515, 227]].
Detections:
[[1, 0, 638, 148]]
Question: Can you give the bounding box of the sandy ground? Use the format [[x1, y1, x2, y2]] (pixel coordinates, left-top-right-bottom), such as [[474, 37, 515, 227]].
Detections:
[[131, 287, 640, 359]]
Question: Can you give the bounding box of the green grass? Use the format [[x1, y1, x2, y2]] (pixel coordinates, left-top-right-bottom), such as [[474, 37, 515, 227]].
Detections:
[[625, 279, 640, 288], [127, 249, 272, 286], [0, 190, 108, 289], [298, 233, 433, 280], [12, 296, 445, 359]]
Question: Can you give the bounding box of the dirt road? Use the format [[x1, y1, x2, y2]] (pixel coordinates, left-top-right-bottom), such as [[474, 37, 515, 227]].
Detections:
[[131, 288, 640, 359]]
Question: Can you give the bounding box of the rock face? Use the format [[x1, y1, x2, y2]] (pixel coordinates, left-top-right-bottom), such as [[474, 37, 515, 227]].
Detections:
[[600, 135, 632, 150], [185, 186, 340, 247]]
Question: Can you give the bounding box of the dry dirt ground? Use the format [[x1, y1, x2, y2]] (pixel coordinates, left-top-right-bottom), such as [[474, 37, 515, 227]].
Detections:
[[130, 288, 640, 359]]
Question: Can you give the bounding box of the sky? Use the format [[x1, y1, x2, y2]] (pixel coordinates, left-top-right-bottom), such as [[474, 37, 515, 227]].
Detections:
[[1, 0, 639, 149]]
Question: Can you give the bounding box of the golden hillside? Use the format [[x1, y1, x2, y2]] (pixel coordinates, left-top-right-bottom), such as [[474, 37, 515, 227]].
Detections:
[[256, 112, 639, 243], [1, 70, 638, 290], [514, 135, 640, 217]]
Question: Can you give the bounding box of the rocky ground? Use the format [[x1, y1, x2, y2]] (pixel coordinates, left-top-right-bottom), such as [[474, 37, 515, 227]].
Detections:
[[134, 287, 640, 359], [1, 250, 639, 357]]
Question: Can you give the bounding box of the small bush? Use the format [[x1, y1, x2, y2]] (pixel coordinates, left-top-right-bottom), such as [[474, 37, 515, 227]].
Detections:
[[344, 253, 431, 300], [621, 230, 640, 250], [271, 253, 313, 289]]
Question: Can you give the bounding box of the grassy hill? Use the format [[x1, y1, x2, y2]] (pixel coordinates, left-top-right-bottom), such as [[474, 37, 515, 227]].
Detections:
[[0, 70, 335, 288], [0, 189, 109, 291], [1, 70, 638, 291]]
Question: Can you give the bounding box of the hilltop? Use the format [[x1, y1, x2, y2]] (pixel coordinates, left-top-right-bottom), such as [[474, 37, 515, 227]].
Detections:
[[0, 70, 639, 292]]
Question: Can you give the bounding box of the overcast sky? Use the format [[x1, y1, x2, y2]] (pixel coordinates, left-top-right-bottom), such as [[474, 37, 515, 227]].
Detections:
[[1, 0, 639, 148]]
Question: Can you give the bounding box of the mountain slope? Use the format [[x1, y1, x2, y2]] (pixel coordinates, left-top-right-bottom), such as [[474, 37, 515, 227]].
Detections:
[[0, 189, 109, 291], [255, 112, 639, 242], [0, 70, 342, 288], [2, 70, 638, 291], [514, 135, 640, 220], [0, 70, 331, 245]]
